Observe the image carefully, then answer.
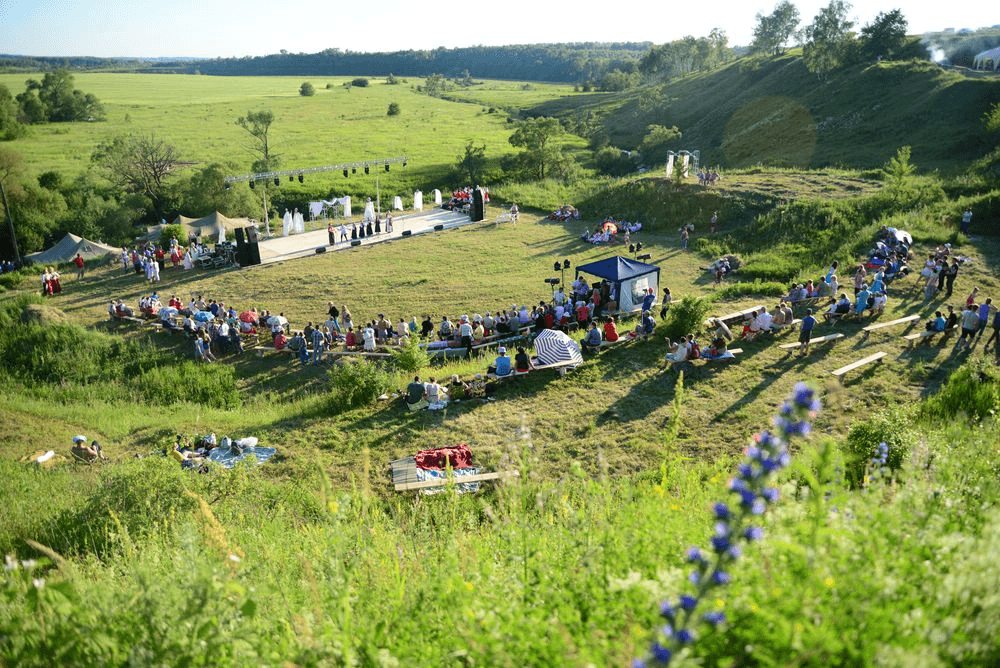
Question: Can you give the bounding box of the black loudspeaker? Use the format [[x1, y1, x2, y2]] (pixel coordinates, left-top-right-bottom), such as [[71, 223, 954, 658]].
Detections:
[[351, 240, 361, 247], [315, 246, 326, 254], [433, 224, 444, 231], [471, 188, 485, 222], [234, 227, 246, 247], [248, 242, 261, 266], [246, 226, 258, 243], [236, 245, 250, 267], [401, 230, 412, 237]]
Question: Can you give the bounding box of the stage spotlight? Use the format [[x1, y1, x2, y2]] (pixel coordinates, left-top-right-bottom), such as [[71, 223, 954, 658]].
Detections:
[[636, 242, 643, 252], [364, 164, 369, 175], [629, 244, 635, 254], [343, 169, 349, 178], [289, 175, 294, 182], [402, 159, 407, 167], [298, 174, 304, 183], [274, 177, 280, 187], [553, 261, 561, 272], [563, 259, 571, 269], [384, 163, 390, 172], [352, 167, 357, 174], [224, 183, 231, 191], [249, 180, 255, 189]]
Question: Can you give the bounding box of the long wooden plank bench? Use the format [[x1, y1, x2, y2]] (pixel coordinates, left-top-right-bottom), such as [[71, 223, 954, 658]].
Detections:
[[705, 305, 765, 329], [831, 351, 887, 382], [903, 325, 956, 348], [390, 456, 519, 492], [861, 314, 919, 339], [778, 333, 844, 349]]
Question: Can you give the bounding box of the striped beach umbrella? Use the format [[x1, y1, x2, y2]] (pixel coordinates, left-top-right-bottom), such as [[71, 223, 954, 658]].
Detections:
[[534, 329, 584, 366]]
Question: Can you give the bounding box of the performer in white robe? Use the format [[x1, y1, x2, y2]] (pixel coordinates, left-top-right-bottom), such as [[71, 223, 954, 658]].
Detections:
[[282, 209, 292, 237], [293, 208, 305, 234]]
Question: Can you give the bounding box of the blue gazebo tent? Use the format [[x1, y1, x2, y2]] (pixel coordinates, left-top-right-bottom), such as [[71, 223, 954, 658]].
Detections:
[[574, 256, 660, 313]]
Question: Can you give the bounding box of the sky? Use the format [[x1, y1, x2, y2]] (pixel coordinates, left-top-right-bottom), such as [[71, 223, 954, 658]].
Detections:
[[0, 0, 992, 59]]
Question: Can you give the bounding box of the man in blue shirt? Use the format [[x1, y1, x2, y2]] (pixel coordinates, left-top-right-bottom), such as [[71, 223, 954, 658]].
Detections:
[[641, 288, 656, 313], [489, 347, 512, 377], [581, 321, 603, 352], [798, 309, 817, 356]]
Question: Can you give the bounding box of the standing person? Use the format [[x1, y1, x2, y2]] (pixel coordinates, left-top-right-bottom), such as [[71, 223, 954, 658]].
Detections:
[[797, 309, 817, 357], [944, 261, 959, 298], [385, 213, 393, 233], [976, 298, 994, 342], [510, 202, 519, 223], [374, 214, 381, 235], [73, 253, 85, 280], [311, 326, 326, 365], [328, 223, 335, 246], [680, 226, 689, 251], [709, 211, 718, 234], [960, 207, 973, 235], [984, 308, 1000, 352], [327, 302, 341, 334], [339, 223, 349, 243], [458, 316, 474, 359], [351, 223, 358, 240], [957, 303, 980, 349], [853, 265, 867, 296]]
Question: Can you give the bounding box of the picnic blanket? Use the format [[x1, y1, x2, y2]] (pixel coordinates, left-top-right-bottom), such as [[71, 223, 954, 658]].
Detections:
[[416, 467, 482, 494], [701, 350, 736, 361], [206, 438, 276, 469], [414, 443, 473, 470]]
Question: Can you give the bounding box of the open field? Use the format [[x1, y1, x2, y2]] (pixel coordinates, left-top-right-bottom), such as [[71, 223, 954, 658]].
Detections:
[[0, 73, 582, 193]]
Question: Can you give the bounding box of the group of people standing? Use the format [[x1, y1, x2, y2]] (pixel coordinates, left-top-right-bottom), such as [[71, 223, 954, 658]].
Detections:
[[327, 212, 394, 245]]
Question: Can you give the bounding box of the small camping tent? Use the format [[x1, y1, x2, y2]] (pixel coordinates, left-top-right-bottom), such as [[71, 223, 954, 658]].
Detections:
[[26, 233, 118, 265], [574, 256, 660, 313], [973, 46, 1000, 71]]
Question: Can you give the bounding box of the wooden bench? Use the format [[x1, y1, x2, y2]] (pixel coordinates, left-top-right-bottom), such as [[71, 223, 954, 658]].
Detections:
[[390, 456, 519, 492], [705, 305, 765, 329], [860, 314, 919, 339], [831, 351, 887, 383], [904, 325, 957, 348], [778, 333, 844, 350]]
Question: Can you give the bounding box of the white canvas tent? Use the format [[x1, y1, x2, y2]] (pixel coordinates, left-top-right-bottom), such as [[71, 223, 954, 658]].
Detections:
[[973, 46, 1000, 71], [26, 233, 118, 265]]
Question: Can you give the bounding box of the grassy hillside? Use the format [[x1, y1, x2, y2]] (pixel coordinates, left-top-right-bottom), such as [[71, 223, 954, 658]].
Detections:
[[531, 55, 1000, 173], [2, 165, 1000, 664]]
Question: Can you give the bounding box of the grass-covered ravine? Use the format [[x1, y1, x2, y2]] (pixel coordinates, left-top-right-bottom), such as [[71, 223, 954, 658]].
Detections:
[[2, 166, 1000, 665]]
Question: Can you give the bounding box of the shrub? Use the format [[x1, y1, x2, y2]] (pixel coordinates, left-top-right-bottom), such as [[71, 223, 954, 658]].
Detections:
[[921, 358, 1000, 422], [299, 82, 315, 96], [843, 409, 915, 486], [664, 295, 710, 340], [158, 223, 185, 244], [716, 280, 787, 300], [387, 102, 400, 116], [327, 358, 395, 411], [390, 335, 429, 373], [134, 362, 241, 409], [350, 78, 370, 88]]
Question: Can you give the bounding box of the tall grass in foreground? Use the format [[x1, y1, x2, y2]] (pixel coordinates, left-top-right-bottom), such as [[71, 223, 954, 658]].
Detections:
[[3, 368, 1000, 665]]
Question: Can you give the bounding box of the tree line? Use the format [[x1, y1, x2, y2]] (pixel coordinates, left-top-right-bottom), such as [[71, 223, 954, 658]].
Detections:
[[0, 70, 104, 140]]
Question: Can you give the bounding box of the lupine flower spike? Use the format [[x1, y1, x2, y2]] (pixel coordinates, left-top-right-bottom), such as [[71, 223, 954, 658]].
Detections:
[[638, 382, 820, 666]]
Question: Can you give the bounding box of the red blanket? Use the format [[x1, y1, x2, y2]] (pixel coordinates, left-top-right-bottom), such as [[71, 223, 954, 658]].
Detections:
[[414, 443, 473, 470]]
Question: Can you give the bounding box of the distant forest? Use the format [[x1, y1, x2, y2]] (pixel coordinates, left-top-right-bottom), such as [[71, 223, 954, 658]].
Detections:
[[0, 44, 654, 84]]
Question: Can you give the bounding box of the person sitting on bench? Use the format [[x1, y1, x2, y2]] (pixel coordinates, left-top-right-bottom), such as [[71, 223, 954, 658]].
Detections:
[[925, 311, 946, 332], [634, 310, 656, 340], [488, 347, 513, 377], [663, 336, 689, 367], [514, 347, 534, 372], [581, 321, 603, 352], [406, 375, 429, 411], [603, 317, 620, 343], [824, 293, 852, 321]]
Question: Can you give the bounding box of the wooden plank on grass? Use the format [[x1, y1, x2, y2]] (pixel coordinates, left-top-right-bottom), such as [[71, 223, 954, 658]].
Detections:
[[831, 351, 887, 380], [778, 333, 844, 349]]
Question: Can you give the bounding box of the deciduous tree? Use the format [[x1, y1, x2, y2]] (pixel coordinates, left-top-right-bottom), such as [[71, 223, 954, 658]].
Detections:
[[860, 9, 908, 59], [91, 133, 181, 219], [751, 1, 801, 55], [457, 142, 487, 184], [803, 0, 855, 76], [508, 117, 563, 180]]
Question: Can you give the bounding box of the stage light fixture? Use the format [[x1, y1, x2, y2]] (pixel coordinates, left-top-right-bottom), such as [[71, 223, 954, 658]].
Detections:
[[364, 164, 369, 175], [563, 259, 571, 269], [343, 169, 349, 178], [298, 174, 304, 183], [249, 180, 255, 189], [352, 167, 357, 175], [289, 175, 294, 182], [553, 261, 561, 272], [384, 163, 390, 172], [402, 159, 407, 167], [224, 183, 231, 191], [636, 242, 643, 252], [629, 244, 636, 254], [274, 177, 280, 187]]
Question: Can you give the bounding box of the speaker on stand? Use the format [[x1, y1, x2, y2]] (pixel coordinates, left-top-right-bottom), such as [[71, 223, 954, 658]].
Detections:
[[471, 187, 485, 222]]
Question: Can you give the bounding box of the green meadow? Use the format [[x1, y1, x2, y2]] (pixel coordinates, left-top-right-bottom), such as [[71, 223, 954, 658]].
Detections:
[[2, 61, 1000, 665]]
